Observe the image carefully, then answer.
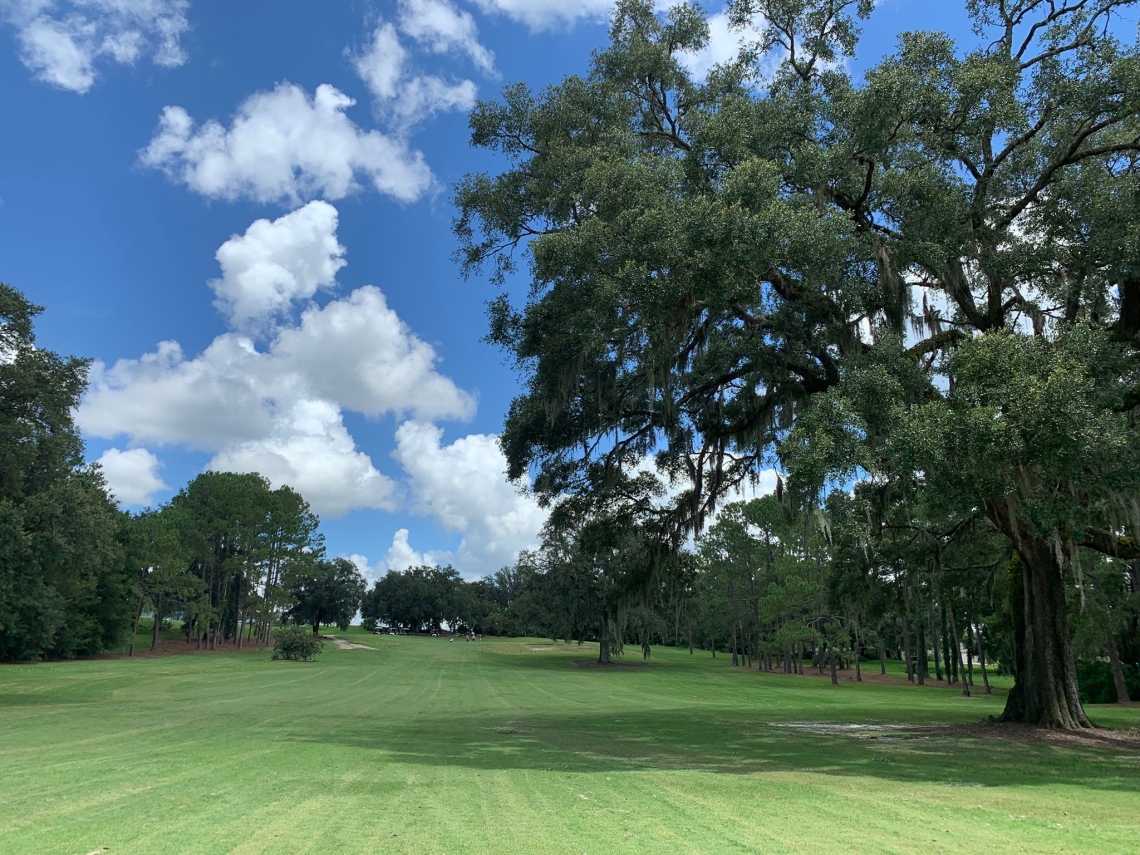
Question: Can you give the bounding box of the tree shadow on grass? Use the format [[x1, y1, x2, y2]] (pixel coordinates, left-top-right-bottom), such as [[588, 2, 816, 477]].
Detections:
[[290, 706, 1140, 792]]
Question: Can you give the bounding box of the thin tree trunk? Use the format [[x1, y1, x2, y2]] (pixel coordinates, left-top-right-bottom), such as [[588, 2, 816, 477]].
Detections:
[[976, 618, 992, 695], [731, 625, 738, 667], [916, 621, 927, 686], [129, 591, 144, 657], [829, 645, 838, 686], [965, 621, 975, 686], [948, 605, 970, 698], [1106, 633, 1132, 705], [688, 619, 694, 655], [941, 599, 955, 683], [902, 614, 913, 683], [598, 609, 611, 664], [930, 605, 943, 682], [150, 594, 162, 653], [948, 601, 957, 684]]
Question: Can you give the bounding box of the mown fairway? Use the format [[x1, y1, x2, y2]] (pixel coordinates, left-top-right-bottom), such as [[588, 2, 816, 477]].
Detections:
[[2, 633, 1139, 855]]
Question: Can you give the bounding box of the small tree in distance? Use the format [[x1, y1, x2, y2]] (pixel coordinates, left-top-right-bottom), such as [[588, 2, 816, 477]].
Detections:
[[287, 557, 367, 635]]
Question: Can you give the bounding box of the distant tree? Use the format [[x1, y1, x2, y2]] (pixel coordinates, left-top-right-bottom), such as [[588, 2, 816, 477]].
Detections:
[[0, 284, 130, 661], [123, 508, 197, 655], [169, 472, 322, 649], [362, 565, 464, 632], [287, 557, 366, 635], [251, 485, 322, 645]]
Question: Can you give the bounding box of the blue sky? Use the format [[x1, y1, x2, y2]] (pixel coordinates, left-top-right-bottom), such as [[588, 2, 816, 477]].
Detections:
[[0, 0, 983, 581]]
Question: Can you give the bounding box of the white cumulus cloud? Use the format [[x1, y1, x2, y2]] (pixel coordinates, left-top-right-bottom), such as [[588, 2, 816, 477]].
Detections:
[[209, 400, 400, 518], [271, 287, 477, 422], [676, 10, 756, 80], [3, 0, 188, 93], [351, 21, 406, 102], [139, 82, 435, 205], [470, 0, 613, 30], [81, 291, 474, 447], [211, 201, 346, 329], [398, 0, 495, 74], [348, 530, 454, 583], [392, 421, 547, 577], [96, 446, 169, 507], [350, 22, 477, 131], [79, 203, 474, 518]]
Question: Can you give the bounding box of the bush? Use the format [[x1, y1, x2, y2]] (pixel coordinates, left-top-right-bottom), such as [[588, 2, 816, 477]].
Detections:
[[272, 625, 324, 661], [1075, 659, 1140, 704]]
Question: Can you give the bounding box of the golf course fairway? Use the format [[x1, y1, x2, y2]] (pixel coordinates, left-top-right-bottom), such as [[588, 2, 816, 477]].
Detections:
[[2, 632, 1138, 854]]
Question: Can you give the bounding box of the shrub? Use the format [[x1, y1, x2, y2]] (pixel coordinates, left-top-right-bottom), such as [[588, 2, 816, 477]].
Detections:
[[272, 625, 324, 661]]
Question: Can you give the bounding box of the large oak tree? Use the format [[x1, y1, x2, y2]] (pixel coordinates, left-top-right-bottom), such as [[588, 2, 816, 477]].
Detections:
[[456, 0, 1140, 727]]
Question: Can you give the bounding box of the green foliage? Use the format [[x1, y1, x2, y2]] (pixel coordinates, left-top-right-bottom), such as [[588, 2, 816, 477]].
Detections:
[[286, 556, 366, 634], [271, 625, 324, 661], [0, 284, 130, 661], [362, 564, 465, 632], [1076, 658, 1140, 704], [456, 0, 1140, 727], [168, 472, 324, 648], [0, 287, 334, 661]]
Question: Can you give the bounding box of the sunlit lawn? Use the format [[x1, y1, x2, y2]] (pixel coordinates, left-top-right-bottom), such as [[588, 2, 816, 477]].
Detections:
[[2, 630, 1138, 854]]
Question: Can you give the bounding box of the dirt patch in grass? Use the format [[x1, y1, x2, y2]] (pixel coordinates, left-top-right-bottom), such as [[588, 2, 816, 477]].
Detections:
[[87, 640, 273, 661], [912, 720, 1140, 751], [736, 664, 998, 691], [572, 659, 651, 669], [321, 635, 376, 651], [770, 719, 1140, 751]]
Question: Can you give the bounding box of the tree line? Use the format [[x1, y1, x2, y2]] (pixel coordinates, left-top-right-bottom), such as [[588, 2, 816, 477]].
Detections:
[[0, 285, 365, 662], [362, 492, 1136, 707]]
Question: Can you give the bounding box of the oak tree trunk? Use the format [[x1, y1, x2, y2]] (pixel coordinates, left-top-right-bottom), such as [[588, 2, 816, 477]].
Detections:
[[996, 546, 1091, 729]]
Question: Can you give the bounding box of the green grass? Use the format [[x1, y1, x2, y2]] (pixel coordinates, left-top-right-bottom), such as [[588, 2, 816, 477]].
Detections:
[[2, 632, 1138, 855]]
